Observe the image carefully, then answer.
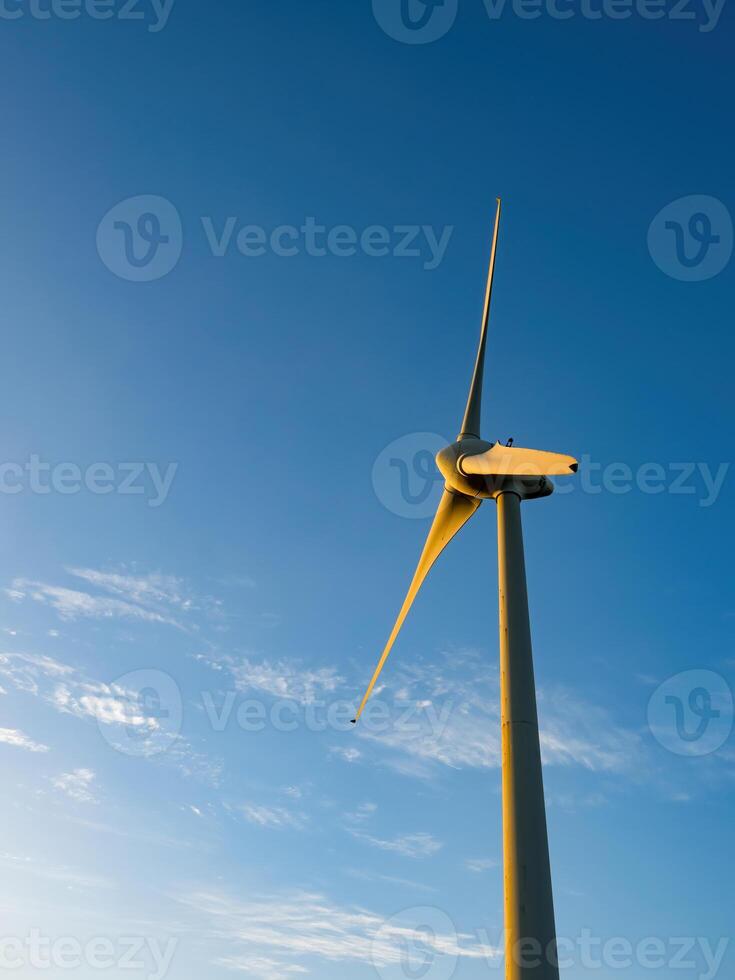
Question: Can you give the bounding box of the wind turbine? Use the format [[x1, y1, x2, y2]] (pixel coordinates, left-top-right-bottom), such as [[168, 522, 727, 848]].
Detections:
[[353, 199, 577, 980]]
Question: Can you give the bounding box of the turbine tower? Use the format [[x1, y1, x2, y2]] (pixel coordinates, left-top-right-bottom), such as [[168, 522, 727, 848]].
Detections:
[[353, 199, 577, 980]]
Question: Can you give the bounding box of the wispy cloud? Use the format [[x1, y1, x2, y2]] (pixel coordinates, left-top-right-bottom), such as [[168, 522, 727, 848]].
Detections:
[[0, 651, 221, 784], [345, 867, 438, 893], [0, 651, 74, 695], [0, 851, 112, 889], [356, 652, 642, 778], [237, 804, 306, 830], [464, 857, 498, 873], [10, 578, 183, 627], [67, 568, 191, 608], [349, 830, 442, 859], [216, 955, 308, 979], [0, 727, 49, 753], [51, 768, 98, 804], [329, 746, 361, 763], [6, 566, 223, 631], [216, 656, 342, 706], [344, 802, 377, 824], [50, 681, 159, 731], [175, 889, 496, 976]]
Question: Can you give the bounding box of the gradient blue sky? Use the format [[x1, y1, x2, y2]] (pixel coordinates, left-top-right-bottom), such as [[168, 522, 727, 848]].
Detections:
[[1, 3, 733, 980]]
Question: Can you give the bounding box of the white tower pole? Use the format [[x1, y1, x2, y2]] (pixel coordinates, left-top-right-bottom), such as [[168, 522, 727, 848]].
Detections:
[[497, 489, 559, 980]]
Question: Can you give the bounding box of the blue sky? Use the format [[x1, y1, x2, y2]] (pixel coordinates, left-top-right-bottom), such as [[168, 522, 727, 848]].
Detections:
[[0, 2, 733, 979]]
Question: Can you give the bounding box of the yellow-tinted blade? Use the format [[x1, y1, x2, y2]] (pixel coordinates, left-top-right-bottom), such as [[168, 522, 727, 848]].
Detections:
[[461, 443, 578, 477], [352, 489, 481, 724], [458, 197, 501, 440]]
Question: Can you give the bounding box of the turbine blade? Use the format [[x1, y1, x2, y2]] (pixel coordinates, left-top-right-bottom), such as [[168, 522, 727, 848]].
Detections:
[[460, 443, 578, 477], [458, 197, 502, 440], [352, 489, 481, 724]]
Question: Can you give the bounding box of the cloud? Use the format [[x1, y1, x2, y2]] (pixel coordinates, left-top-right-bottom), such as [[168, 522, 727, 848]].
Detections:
[[11, 578, 182, 628], [344, 802, 377, 824], [238, 804, 306, 830], [66, 568, 191, 608], [0, 651, 74, 695], [0, 652, 221, 785], [356, 653, 642, 777], [329, 746, 361, 763], [51, 768, 98, 804], [344, 868, 438, 893], [349, 831, 442, 859], [537, 687, 641, 773], [216, 955, 308, 979], [546, 790, 608, 812], [222, 657, 342, 706], [6, 565, 224, 631], [0, 851, 112, 889], [175, 889, 496, 976], [49, 682, 159, 731], [0, 727, 49, 753], [464, 857, 498, 873]]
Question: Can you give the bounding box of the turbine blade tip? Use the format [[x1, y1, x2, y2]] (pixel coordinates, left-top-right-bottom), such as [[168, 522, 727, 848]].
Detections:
[[570, 462, 579, 473], [350, 719, 356, 725]]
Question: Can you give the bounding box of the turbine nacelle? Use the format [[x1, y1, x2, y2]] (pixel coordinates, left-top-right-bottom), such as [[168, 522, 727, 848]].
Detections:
[[436, 438, 577, 501]]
